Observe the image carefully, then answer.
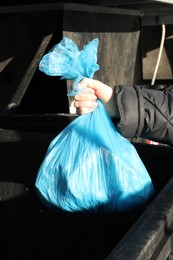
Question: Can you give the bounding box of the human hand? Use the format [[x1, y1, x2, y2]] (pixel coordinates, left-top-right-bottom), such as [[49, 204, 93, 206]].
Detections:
[[74, 78, 119, 118]]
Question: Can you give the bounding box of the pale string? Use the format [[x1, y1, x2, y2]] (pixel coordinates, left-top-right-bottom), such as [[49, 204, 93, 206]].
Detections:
[[151, 23, 166, 85], [147, 23, 166, 145]]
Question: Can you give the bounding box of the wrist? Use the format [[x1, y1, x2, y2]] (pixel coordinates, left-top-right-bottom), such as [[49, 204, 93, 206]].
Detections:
[[104, 86, 120, 119], [95, 82, 113, 103]]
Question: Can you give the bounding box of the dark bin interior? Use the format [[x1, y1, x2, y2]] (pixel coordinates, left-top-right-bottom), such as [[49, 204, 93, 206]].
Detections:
[[0, 1, 173, 260], [0, 131, 172, 260], [0, 7, 69, 116]]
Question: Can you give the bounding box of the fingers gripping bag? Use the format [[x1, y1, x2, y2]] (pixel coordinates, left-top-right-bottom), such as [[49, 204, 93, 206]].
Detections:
[[35, 37, 154, 214]]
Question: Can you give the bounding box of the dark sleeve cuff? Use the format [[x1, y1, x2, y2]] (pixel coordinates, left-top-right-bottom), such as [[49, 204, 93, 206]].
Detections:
[[115, 85, 144, 138]]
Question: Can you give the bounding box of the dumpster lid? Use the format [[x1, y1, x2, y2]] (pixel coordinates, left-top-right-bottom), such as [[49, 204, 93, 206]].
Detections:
[[0, 1, 173, 16]]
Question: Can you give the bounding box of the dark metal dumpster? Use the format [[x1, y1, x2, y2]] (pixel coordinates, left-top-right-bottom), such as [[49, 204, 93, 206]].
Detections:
[[0, 1, 173, 260]]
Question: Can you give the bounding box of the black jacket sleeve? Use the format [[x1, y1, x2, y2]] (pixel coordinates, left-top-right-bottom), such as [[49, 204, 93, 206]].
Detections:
[[114, 85, 173, 146]]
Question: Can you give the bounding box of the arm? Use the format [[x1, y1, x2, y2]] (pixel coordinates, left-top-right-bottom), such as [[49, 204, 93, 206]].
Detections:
[[74, 78, 173, 145], [115, 85, 173, 145]]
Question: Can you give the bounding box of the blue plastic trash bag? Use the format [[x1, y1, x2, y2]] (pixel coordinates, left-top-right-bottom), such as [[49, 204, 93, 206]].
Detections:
[[35, 37, 154, 214], [39, 36, 99, 96]]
